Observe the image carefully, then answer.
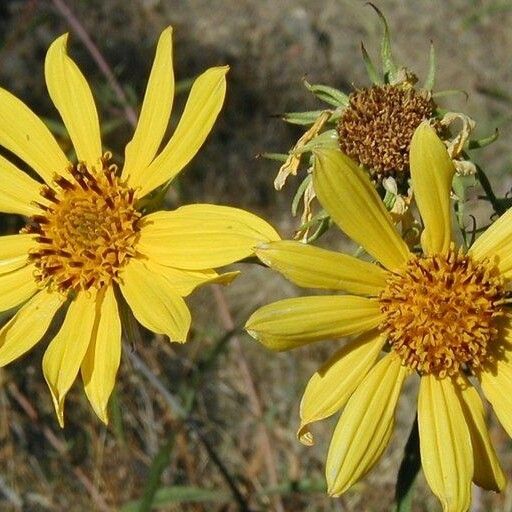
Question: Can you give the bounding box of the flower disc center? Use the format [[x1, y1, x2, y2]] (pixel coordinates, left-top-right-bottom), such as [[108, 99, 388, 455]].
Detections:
[[26, 156, 141, 293], [379, 250, 505, 377]]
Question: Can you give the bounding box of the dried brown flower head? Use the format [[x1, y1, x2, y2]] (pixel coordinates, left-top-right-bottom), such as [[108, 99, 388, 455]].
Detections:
[[337, 84, 435, 181]]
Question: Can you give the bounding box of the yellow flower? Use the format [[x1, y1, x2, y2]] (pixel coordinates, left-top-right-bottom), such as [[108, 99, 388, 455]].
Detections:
[[0, 27, 279, 427], [246, 123, 511, 511]]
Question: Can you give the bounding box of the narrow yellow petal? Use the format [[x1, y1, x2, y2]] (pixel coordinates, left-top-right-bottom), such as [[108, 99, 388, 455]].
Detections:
[[45, 34, 102, 166], [137, 205, 280, 270], [143, 259, 239, 297], [410, 122, 455, 256], [0, 88, 69, 183], [298, 330, 385, 445], [256, 241, 387, 296], [469, 207, 512, 279], [245, 295, 382, 351], [120, 258, 191, 342], [43, 291, 97, 427], [81, 287, 121, 424], [326, 354, 408, 496], [418, 375, 473, 512], [479, 359, 512, 437], [313, 148, 410, 270], [455, 375, 506, 491], [134, 66, 229, 196], [0, 288, 65, 366], [0, 234, 36, 274], [0, 154, 43, 216], [123, 27, 174, 183], [0, 264, 39, 312]]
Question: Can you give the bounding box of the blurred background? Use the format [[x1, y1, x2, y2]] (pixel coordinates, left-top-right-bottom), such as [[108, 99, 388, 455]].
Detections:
[[0, 0, 511, 510]]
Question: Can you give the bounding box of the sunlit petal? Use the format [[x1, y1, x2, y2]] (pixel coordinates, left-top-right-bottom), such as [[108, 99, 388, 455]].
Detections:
[[43, 291, 97, 427], [255, 241, 387, 296], [81, 286, 121, 424], [0, 288, 65, 366], [410, 122, 455, 255], [313, 147, 410, 270], [120, 258, 191, 342], [45, 34, 102, 166], [134, 66, 229, 196], [123, 26, 174, 182], [245, 295, 382, 351], [137, 205, 280, 270], [0, 88, 69, 183], [418, 375, 473, 512], [298, 330, 385, 445], [327, 354, 408, 496]]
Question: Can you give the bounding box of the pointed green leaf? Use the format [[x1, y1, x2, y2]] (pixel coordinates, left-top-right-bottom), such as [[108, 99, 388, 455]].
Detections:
[[423, 41, 436, 90], [303, 80, 349, 107], [361, 41, 383, 84]]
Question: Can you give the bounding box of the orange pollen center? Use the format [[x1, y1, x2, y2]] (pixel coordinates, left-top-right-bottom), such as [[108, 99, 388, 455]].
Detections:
[[24, 154, 141, 293], [378, 250, 505, 377]]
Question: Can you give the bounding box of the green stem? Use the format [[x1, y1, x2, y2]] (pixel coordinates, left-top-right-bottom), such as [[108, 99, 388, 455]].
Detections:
[[475, 163, 507, 216], [394, 416, 421, 512]]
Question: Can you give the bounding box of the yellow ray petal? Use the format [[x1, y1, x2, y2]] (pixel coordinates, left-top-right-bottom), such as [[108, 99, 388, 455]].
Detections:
[[469, 207, 512, 279], [0, 234, 36, 274], [455, 375, 506, 491], [123, 27, 174, 183], [120, 258, 191, 342], [133, 66, 229, 196], [0, 288, 65, 366], [0, 154, 43, 216], [81, 286, 121, 424], [0, 88, 69, 183], [313, 148, 410, 271], [326, 354, 408, 496], [245, 295, 382, 351], [43, 291, 97, 427], [45, 34, 102, 167], [137, 205, 280, 270], [256, 240, 388, 296], [410, 122, 455, 256], [479, 359, 512, 437], [298, 330, 385, 446], [418, 375, 473, 512], [143, 259, 239, 297], [0, 264, 39, 312]]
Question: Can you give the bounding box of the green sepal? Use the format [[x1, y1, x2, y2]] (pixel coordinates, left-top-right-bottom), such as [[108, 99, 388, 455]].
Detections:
[[467, 129, 499, 150], [261, 152, 289, 162], [291, 174, 312, 217], [303, 79, 349, 107], [423, 41, 436, 91], [360, 41, 383, 85], [369, 3, 398, 83], [283, 110, 331, 125]]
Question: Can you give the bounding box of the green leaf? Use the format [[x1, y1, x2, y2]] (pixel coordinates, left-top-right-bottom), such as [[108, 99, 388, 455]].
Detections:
[[394, 416, 421, 512], [283, 110, 330, 125], [260, 152, 289, 162], [296, 130, 339, 154], [122, 486, 230, 512], [369, 3, 398, 83], [467, 129, 499, 149], [423, 41, 436, 91], [432, 89, 469, 101], [291, 174, 312, 216], [303, 80, 349, 107], [360, 41, 383, 85]]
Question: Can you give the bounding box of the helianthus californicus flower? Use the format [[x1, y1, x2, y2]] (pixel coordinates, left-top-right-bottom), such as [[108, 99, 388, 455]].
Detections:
[[246, 123, 512, 511], [0, 27, 279, 426]]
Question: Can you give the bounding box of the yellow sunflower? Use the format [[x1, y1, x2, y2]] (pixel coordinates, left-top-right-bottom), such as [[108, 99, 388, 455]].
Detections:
[[0, 27, 279, 427], [246, 122, 511, 511]]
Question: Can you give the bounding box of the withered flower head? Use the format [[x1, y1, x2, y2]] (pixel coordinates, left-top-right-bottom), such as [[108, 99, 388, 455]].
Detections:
[[337, 84, 435, 182]]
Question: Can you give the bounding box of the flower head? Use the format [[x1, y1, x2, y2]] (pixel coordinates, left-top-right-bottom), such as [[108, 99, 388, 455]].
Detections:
[[246, 123, 512, 511], [270, 7, 484, 241], [0, 27, 279, 426]]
